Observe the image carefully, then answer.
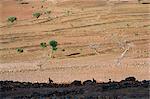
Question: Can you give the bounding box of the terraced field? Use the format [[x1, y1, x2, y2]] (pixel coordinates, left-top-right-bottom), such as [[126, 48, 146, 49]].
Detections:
[[0, 0, 149, 83]]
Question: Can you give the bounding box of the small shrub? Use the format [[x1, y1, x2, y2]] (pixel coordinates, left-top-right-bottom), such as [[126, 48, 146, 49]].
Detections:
[[16, 48, 23, 53], [62, 49, 65, 51], [44, 10, 51, 15], [33, 12, 41, 19], [41, 0, 47, 2], [65, 10, 72, 16], [7, 16, 17, 23], [40, 42, 47, 48]]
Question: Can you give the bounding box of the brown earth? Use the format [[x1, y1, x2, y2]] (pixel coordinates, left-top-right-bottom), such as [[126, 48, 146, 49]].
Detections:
[[0, 0, 149, 83]]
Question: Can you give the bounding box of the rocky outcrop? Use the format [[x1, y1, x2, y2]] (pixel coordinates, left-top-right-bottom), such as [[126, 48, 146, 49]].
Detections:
[[0, 77, 149, 98], [71, 80, 82, 86]]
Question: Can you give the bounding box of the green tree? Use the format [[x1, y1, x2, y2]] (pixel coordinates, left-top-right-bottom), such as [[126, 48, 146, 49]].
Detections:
[[49, 40, 58, 58]]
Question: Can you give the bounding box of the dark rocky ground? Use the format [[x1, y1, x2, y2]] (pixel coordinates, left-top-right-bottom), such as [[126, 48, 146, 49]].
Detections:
[[0, 77, 149, 99]]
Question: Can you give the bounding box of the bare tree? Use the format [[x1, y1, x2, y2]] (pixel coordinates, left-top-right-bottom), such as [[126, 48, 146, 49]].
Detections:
[[116, 43, 134, 65]]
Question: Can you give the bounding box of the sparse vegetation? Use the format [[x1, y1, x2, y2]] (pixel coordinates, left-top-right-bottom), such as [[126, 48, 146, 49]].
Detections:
[[40, 42, 47, 48], [43, 9, 52, 19], [65, 10, 72, 16], [41, 0, 47, 3], [33, 12, 41, 19], [1, 1, 149, 95], [7, 16, 17, 23], [16, 48, 23, 53], [44, 10, 51, 15]]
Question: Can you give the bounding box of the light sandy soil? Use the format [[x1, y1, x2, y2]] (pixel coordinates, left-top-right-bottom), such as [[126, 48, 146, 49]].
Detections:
[[0, 0, 150, 83]]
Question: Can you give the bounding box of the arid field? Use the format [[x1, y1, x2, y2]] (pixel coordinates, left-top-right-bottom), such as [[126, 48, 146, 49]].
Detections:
[[0, 0, 149, 83]]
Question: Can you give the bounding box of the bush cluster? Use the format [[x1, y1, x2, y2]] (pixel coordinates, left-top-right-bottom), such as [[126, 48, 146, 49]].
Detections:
[[7, 16, 17, 23], [16, 48, 23, 53], [40, 42, 47, 48], [33, 12, 41, 19]]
